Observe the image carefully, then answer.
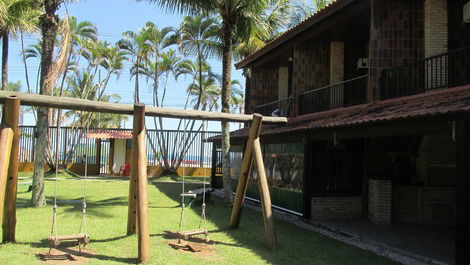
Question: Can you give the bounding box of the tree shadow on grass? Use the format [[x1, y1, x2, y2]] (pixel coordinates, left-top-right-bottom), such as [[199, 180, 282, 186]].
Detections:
[[149, 230, 243, 248], [15, 196, 128, 218], [152, 182, 399, 265], [14, 238, 138, 264]]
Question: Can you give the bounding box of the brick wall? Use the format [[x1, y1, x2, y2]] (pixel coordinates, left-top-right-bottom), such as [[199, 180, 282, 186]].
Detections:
[[330, 42, 345, 108], [368, 179, 392, 224], [424, 0, 448, 57], [368, 0, 424, 100], [416, 131, 456, 186], [422, 186, 456, 225], [292, 42, 330, 115], [248, 67, 279, 114], [311, 196, 362, 220]]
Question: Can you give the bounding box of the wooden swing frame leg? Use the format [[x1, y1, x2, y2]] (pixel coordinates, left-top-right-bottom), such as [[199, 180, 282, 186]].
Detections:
[[229, 114, 277, 250]]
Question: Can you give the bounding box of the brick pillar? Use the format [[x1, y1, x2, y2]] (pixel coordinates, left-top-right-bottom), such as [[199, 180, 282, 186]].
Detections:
[[330, 42, 344, 108], [278, 67, 289, 99], [425, 0, 448, 89], [368, 179, 391, 224]]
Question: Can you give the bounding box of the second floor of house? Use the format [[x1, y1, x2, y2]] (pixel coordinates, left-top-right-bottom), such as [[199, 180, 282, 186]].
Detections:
[[237, 0, 470, 118]]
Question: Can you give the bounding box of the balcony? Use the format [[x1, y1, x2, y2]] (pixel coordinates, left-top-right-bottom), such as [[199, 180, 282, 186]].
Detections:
[[381, 46, 470, 99], [254, 97, 292, 117], [299, 75, 368, 115]]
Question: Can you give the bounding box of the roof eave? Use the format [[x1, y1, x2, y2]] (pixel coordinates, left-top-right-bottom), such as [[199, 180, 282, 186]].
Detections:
[[235, 0, 358, 69]]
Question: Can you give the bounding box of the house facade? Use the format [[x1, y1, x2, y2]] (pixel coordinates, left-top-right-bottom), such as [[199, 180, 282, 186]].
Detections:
[[211, 0, 470, 264]]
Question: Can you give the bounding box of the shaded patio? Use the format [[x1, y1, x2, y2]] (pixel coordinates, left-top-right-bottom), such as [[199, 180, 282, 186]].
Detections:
[[314, 219, 454, 265]]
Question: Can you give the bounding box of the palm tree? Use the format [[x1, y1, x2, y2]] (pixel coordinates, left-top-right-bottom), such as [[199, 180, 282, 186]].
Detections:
[[32, 0, 70, 207], [119, 28, 153, 103], [288, 0, 333, 28], [143, 0, 276, 204], [178, 15, 219, 109], [0, 0, 41, 90]]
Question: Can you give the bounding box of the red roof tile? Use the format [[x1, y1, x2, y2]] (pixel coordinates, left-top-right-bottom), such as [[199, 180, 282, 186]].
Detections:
[[85, 130, 132, 139], [213, 85, 470, 140]]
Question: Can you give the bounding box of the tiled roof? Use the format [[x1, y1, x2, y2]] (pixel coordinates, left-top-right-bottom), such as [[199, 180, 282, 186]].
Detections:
[[85, 130, 132, 139], [210, 85, 470, 141], [235, 0, 355, 69]]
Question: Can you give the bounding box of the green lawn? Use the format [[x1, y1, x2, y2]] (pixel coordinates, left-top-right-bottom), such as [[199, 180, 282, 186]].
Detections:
[[0, 176, 398, 265]]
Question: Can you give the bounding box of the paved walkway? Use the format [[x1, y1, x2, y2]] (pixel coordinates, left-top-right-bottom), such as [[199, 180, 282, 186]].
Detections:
[[314, 219, 454, 265], [212, 189, 453, 265]]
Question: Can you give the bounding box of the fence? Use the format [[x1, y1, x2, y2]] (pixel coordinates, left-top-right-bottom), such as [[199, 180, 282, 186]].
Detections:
[[254, 97, 292, 117], [380, 45, 470, 99], [18, 126, 219, 170], [299, 75, 368, 115]]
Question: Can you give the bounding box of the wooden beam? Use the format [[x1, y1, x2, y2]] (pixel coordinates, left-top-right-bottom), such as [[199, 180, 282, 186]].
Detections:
[[2, 96, 20, 242], [0, 127, 13, 231], [229, 114, 263, 228], [134, 104, 150, 263], [0, 91, 287, 124], [253, 138, 277, 250], [455, 119, 470, 264]]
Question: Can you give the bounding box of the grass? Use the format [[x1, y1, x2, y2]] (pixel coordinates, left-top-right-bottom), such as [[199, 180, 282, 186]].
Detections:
[[0, 176, 399, 265]]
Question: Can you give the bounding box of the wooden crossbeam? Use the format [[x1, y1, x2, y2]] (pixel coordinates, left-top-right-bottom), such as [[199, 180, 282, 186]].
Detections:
[[0, 91, 287, 124]]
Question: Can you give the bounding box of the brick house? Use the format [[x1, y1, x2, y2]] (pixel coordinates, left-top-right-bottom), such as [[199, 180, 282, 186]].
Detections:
[[210, 0, 470, 264]]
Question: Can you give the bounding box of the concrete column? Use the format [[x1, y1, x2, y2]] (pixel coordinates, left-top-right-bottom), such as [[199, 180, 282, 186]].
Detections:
[[330, 42, 344, 107], [425, 0, 448, 89]]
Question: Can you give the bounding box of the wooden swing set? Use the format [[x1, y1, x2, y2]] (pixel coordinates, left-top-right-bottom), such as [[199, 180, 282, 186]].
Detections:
[[0, 91, 287, 263]]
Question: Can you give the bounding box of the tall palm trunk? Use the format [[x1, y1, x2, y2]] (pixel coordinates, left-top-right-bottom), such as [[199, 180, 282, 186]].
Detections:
[[2, 30, 9, 90], [32, 1, 59, 207], [221, 21, 234, 204]]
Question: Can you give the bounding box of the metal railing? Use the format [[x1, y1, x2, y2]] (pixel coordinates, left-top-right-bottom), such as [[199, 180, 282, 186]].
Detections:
[[254, 97, 292, 117], [298, 75, 368, 115], [18, 126, 219, 169], [381, 46, 470, 99]]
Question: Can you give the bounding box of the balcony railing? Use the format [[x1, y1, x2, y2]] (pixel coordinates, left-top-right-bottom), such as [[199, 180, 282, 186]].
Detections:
[[298, 75, 368, 115], [381, 46, 470, 99], [254, 97, 292, 117]]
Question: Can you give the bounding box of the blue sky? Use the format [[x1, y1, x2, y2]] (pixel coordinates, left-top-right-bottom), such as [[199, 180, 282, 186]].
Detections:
[[6, 0, 245, 130]]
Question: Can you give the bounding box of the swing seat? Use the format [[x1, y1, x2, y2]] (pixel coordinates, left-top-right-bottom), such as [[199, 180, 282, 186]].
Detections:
[[180, 192, 197, 198], [48, 234, 90, 248], [177, 229, 210, 243]]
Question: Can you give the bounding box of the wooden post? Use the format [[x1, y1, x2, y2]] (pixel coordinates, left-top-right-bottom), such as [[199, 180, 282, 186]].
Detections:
[[455, 120, 470, 264], [134, 103, 150, 263], [0, 127, 14, 228], [229, 114, 263, 228], [253, 137, 277, 250], [127, 143, 137, 233], [2, 96, 20, 242]]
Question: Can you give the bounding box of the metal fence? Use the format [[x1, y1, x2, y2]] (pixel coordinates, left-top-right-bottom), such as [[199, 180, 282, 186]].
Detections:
[[254, 97, 292, 117], [18, 126, 219, 169], [299, 75, 368, 115], [380, 45, 470, 99]]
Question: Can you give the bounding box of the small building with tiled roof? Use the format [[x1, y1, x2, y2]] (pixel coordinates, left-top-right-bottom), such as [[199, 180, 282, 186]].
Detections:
[[211, 1, 470, 264]]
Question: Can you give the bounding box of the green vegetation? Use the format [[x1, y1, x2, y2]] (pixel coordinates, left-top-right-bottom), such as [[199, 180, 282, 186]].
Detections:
[[1, 177, 398, 265]]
